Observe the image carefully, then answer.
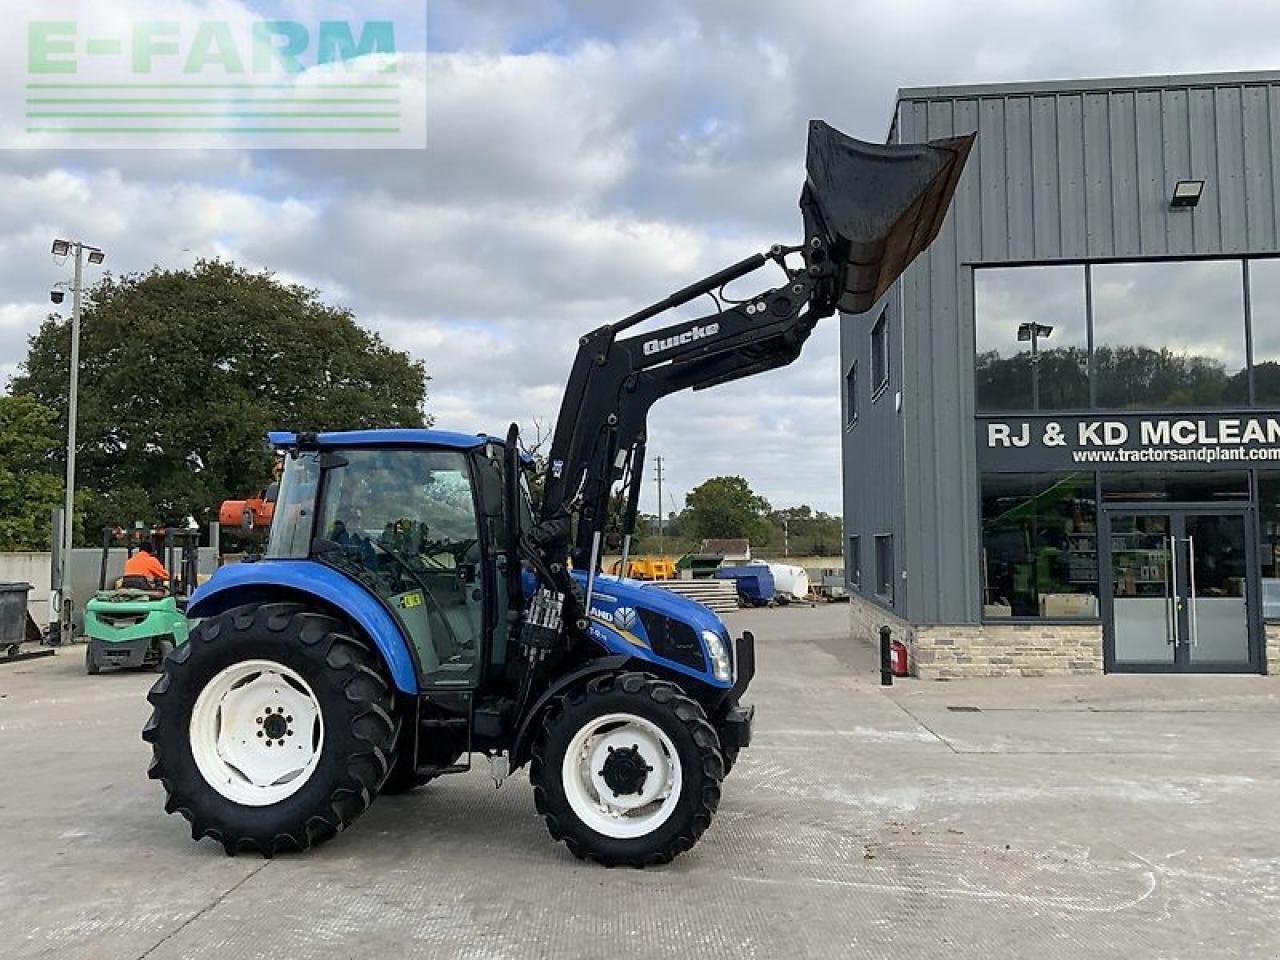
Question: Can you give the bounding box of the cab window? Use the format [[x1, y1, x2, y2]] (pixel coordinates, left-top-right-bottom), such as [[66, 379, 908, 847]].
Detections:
[[266, 452, 320, 558]]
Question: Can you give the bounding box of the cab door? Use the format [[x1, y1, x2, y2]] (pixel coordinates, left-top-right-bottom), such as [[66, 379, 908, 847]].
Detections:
[[314, 447, 487, 689]]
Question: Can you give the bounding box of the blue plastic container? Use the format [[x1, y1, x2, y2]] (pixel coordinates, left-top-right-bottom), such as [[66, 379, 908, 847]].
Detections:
[[715, 565, 776, 606]]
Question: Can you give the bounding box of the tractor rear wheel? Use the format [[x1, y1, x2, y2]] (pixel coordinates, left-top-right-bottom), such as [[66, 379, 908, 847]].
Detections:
[[530, 672, 724, 867], [142, 602, 397, 856]]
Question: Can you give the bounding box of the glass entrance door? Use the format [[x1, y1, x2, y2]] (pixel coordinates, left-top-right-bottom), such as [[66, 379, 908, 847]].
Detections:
[[1183, 513, 1251, 668], [1108, 512, 1176, 667], [1104, 507, 1259, 672]]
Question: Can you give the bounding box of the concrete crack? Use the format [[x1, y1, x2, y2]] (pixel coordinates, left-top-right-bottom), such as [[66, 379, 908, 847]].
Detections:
[[135, 860, 271, 960]]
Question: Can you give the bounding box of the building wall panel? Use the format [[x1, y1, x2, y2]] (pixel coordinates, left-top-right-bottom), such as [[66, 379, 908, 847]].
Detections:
[[1082, 92, 1114, 258], [1162, 88, 1194, 255], [1057, 94, 1087, 255], [1135, 89, 1169, 255]]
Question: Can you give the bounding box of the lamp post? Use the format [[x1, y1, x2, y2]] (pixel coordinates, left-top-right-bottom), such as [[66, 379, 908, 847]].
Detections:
[[1016, 322, 1054, 411], [50, 239, 105, 644]]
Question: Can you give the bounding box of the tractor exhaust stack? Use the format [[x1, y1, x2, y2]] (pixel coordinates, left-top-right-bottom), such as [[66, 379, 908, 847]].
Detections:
[[802, 119, 975, 315]]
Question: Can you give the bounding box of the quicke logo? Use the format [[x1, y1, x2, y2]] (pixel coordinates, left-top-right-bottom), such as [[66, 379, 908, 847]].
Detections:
[[642, 322, 720, 356]]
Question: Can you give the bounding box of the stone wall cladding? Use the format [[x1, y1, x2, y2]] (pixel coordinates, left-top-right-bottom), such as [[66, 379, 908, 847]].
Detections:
[[912, 623, 1103, 679], [849, 593, 1104, 679], [1266, 622, 1280, 675]]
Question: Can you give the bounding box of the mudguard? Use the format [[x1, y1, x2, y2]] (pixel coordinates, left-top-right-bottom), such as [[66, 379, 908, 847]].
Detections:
[[509, 655, 630, 769], [186, 560, 420, 694]]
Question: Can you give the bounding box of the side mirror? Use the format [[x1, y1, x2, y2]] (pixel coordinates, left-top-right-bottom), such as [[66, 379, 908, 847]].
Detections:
[[475, 457, 503, 518]]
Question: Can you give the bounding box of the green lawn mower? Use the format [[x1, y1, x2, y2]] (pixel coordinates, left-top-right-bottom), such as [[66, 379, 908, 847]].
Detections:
[[84, 527, 200, 675]]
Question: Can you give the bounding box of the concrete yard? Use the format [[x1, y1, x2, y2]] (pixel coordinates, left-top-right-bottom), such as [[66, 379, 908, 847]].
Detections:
[[2, 603, 1278, 959]]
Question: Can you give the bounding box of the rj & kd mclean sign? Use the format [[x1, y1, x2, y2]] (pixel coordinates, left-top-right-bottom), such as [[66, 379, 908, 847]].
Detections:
[[977, 412, 1280, 472]]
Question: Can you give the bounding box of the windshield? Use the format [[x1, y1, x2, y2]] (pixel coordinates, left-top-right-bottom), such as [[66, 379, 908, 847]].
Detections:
[[266, 452, 320, 558]]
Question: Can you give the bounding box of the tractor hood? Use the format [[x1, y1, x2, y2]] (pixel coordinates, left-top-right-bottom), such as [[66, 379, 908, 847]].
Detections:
[[570, 571, 733, 687], [802, 119, 975, 314]]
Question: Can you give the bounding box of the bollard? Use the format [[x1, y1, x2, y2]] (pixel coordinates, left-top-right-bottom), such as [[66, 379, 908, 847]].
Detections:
[[879, 625, 893, 686]]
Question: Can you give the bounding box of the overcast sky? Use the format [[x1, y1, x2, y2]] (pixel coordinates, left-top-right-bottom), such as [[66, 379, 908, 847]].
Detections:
[[5, 1, 1280, 514]]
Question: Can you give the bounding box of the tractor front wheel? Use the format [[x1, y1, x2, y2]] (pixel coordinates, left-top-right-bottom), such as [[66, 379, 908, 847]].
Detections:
[[531, 672, 724, 867], [142, 602, 398, 856]]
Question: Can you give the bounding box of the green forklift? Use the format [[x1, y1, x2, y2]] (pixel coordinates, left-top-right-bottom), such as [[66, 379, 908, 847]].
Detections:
[[84, 525, 200, 675]]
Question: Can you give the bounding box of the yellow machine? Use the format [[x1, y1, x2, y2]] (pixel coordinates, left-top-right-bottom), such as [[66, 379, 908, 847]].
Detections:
[[609, 555, 677, 580]]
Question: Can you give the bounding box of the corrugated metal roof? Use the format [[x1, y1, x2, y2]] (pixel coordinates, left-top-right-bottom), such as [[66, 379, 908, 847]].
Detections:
[[897, 68, 1280, 103]]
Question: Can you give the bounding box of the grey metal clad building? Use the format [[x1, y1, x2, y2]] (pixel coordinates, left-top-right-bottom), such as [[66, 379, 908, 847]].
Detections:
[[842, 69, 1280, 677]]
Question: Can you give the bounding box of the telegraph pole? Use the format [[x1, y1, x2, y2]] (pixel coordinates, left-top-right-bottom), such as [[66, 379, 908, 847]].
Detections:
[[655, 455, 664, 556]]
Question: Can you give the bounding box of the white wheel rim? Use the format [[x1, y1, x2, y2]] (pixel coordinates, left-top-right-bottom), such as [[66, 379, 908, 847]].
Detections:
[[189, 659, 325, 807], [561, 712, 683, 840]]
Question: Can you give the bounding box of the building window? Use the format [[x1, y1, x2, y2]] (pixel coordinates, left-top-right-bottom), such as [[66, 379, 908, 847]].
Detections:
[[845, 361, 858, 427], [870, 311, 889, 399], [847, 535, 861, 589], [1099, 470, 1249, 503], [1258, 473, 1280, 619], [874, 534, 894, 602], [980, 472, 1097, 619], [1092, 259, 1246, 409], [1248, 259, 1280, 406], [974, 265, 1088, 411]]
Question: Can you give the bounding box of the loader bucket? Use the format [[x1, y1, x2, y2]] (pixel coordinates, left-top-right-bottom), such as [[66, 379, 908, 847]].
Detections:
[[802, 119, 975, 314]]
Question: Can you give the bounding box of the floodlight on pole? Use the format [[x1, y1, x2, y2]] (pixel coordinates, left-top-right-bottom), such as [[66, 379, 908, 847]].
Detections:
[[49, 238, 106, 644], [1016, 322, 1054, 410]]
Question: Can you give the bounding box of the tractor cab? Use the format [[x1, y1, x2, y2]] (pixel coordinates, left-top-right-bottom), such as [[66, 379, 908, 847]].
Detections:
[[263, 430, 518, 691]]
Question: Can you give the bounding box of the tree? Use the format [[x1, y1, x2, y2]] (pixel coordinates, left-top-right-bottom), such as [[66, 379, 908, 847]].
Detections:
[[12, 260, 429, 541], [762, 504, 843, 556], [681, 476, 771, 544], [0, 395, 64, 550]]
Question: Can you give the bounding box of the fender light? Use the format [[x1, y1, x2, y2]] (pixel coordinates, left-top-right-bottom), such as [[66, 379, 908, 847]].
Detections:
[[701, 630, 733, 683]]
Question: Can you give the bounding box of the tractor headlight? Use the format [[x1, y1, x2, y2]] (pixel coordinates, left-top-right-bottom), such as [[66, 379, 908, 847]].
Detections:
[[702, 630, 733, 683]]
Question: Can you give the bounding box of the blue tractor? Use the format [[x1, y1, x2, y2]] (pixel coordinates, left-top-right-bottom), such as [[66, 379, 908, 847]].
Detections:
[[142, 121, 973, 865]]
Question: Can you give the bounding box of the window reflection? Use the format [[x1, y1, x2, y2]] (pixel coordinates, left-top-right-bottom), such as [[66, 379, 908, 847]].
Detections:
[[1092, 260, 1246, 409], [1248, 259, 1280, 406], [1256, 473, 1280, 619], [975, 266, 1088, 411], [980, 473, 1098, 618]]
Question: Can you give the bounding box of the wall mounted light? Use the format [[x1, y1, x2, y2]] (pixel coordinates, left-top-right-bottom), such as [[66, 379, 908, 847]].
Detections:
[[1170, 179, 1205, 208]]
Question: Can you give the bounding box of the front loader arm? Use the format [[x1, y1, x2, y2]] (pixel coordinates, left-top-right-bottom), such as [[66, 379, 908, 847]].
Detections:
[[513, 119, 974, 686], [536, 248, 833, 569]]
